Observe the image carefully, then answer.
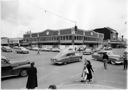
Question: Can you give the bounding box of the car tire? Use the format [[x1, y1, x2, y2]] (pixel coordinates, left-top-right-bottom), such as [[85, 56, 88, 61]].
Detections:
[[111, 61, 116, 65], [20, 69, 27, 77]]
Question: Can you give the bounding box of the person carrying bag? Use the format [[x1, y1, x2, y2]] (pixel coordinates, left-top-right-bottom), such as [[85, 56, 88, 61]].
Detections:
[[81, 63, 89, 82]]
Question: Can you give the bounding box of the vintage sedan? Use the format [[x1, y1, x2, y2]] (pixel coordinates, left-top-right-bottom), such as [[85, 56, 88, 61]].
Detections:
[[1, 46, 12, 52], [92, 50, 124, 65], [1, 56, 32, 78], [51, 48, 60, 52], [83, 48, 93, 55], [15, 47, 29, 54], [103, 47, 112, 50], [51, 51, 82, 65]]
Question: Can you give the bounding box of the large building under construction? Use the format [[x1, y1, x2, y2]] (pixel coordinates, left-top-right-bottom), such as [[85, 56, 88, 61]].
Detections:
[[22, 27, 104, 48]]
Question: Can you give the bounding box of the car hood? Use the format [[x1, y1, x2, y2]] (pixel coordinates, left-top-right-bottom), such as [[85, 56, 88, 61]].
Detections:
[[10, 60, 30, 66], [109, 54, 120, 57]]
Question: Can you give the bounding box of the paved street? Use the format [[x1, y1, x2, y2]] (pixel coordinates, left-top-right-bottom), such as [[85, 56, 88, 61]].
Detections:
[[1, 49, 127, 89]]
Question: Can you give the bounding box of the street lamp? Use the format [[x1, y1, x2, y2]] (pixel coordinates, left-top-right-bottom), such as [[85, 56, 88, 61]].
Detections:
[[58, 30, 61, 46], [71, 25, 78, 46]]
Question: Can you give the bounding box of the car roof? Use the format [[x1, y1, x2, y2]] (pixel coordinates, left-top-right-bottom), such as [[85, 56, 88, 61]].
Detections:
[[98, 50, 112, 53], [54, 50, 75, 58]]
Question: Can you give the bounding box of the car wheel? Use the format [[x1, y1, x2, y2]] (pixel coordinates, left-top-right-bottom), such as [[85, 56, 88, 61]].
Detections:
[[20, 69, 27, 77], [111, 61, 116, 65]]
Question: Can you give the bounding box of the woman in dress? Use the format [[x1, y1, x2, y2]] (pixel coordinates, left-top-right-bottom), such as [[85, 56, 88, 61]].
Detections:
[[86, 60, 94, 82]]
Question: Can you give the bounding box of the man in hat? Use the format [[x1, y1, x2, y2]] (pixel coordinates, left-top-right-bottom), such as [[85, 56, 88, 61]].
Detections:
[[26, 62, 38, 89]]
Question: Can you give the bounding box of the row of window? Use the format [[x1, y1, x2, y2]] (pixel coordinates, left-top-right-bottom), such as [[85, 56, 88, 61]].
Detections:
[[24, 35, 101, 42]]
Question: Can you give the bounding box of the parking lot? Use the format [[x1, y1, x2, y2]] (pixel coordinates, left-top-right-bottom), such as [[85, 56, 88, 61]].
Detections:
[[1, 48, 127, 89]]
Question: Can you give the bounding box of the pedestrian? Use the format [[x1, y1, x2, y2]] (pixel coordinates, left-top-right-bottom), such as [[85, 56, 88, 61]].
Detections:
[[123, 51, 127, 70], [81, 60, 88, 82], [48, 84, 57, 89], [26, 62, 38, 89], [86, 60, 94, 82], [103, 53, 109, 69], [37, 48, 40, 54]]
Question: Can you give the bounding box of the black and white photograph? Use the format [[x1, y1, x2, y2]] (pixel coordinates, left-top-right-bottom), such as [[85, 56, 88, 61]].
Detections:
[[1, 0, 127, 89]]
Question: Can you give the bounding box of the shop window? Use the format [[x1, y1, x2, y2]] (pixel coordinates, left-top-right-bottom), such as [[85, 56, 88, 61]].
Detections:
[[74, 36, 76, 40], [69, 36, 72, 40], [66, 36, 69, 40]]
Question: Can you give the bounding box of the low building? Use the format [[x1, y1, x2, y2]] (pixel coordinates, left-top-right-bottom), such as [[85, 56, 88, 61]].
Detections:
[[1, 37, 9, 46], [93, 27, 126, 48], [1, 37, 23, 47], [23, 27, 104, 48]]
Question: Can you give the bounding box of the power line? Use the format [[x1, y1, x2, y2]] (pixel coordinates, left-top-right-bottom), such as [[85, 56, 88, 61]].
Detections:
[[44, 9, 77, 25]]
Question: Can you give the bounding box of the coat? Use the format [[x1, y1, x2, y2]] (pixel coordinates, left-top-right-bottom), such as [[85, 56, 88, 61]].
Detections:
[[26, 67, 38, 89], [86, 64, 94, 80]]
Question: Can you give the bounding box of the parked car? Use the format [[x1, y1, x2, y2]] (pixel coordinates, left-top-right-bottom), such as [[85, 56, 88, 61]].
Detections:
[[51, 48, 60, 52], [104, 47, 112, 50], [51, 51, 82, 65], [1, 46, 12, 52], [13, 46, 20, 49], [26, 46, 32, 50], [31, 47, 39, 51], [42, 47, 52, 52], [92, 50, 124, 65], [83, 48, 93, 55], [1, 56, 32, 78], [15, 47, 29, 54]]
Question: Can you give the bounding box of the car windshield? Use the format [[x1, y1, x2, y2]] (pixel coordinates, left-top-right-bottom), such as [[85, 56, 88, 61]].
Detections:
[[1, 56, 10, 64], [106, 51, 114, 55]]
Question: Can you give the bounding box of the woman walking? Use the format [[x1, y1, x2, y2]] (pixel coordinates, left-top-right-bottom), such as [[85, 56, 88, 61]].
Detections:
[[86, 60, 94, 82]]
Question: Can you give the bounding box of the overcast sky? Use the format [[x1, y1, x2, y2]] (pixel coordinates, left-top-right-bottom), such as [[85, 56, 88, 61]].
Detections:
[[1, 0, 127, 38]]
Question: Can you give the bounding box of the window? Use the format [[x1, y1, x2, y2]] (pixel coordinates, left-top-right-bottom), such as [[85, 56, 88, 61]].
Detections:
[[66, 53, 75, 56], [61, 36, 63, 40], [2, 59, 9, 64], [69, 36, 72, 40], [63, 36, 66, 40], [66, 36, 69, 40]]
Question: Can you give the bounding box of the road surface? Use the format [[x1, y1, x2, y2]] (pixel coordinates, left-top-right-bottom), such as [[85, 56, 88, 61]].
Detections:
[[1, 49, 127, 89]]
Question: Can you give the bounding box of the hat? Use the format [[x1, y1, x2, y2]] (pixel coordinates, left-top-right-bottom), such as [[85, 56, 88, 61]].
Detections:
[[31, 62, 35, 65]]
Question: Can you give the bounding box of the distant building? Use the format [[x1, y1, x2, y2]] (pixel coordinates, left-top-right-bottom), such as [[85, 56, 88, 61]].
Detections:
[[94, 27, 118, 41], [1, 37, 9, 46], [93, 27, 126, 48], [1, 37, 23, 47], [23, 27, 104, 48]]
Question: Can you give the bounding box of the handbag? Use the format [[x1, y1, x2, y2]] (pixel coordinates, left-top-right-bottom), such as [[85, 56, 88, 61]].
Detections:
[[84, 68, 89, 74]]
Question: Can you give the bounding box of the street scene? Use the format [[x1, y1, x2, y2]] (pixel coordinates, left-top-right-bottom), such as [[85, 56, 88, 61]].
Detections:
[[1, 0, 127, 89], [1, 48, 127, 89]]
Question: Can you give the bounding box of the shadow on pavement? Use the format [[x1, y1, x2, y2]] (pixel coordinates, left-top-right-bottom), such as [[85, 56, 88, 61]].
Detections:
[[1, 76, 26, 81]]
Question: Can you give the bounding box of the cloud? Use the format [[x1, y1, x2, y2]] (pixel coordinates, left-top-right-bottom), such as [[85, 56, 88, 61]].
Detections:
[[1, 0, 127, 38]]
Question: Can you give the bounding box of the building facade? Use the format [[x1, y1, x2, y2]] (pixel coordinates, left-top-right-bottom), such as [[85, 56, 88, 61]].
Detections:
[[93, 27, 126, 48], [23, 27, 104, 48], [1, 37, 23, 47]]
